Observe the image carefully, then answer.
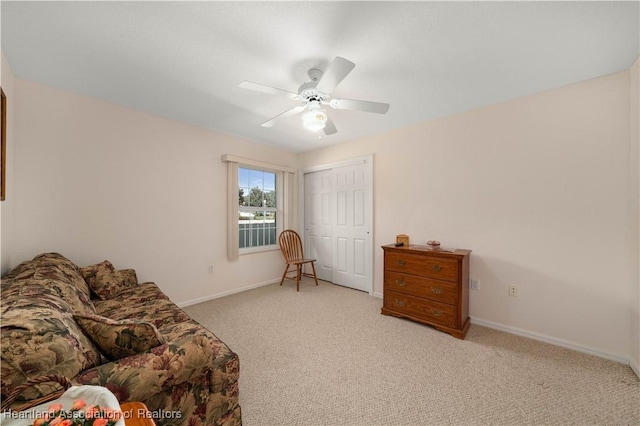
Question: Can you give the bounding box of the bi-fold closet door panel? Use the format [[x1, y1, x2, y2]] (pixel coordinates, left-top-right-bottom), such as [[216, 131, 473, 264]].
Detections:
[[304, 162, 371, 292]]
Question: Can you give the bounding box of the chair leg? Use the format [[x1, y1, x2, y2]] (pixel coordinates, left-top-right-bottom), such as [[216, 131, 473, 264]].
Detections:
[[280, 265, 289, 286], [310, 262, 319, 286], [296, 264, 301, 291]]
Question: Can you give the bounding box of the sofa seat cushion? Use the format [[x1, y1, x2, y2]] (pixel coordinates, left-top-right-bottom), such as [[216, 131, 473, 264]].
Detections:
[[75, 313, 167, 360], [93, 284, 189, 328], [0, 287, 102, 401]]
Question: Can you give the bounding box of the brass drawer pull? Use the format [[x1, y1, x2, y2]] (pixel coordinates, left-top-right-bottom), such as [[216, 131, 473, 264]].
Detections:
[[395, 279, 406, 287], [397, 260, 406, 267], [431, 286, 443, 295], [395, 299, 406, 307], [431, 265, 443, 272], [430, 308, 443, 317]]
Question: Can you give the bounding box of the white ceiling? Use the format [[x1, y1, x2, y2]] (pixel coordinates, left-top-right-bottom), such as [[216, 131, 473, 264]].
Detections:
[[1, 1, 639, 153]]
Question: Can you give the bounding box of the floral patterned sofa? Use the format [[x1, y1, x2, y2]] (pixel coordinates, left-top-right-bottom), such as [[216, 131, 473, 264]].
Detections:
[[1, 253, 241, 426]]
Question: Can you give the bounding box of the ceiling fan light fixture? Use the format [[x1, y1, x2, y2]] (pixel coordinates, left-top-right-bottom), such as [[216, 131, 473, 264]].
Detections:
[[302, 103, 327, 132]]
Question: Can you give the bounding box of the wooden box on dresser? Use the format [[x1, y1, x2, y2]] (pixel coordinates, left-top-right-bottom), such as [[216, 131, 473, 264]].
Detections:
[[381, 244, 471, 339]]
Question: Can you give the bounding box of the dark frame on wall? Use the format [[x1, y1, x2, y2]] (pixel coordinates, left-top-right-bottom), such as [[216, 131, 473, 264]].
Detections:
[[1, 87, 5, 201]]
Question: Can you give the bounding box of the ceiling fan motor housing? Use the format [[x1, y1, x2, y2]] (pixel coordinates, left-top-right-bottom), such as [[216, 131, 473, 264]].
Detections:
[[298, 82, 328, 103]]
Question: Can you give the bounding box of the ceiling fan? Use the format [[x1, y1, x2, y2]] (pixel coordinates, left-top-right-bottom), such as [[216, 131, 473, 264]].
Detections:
[[239, 56, 390, 135]]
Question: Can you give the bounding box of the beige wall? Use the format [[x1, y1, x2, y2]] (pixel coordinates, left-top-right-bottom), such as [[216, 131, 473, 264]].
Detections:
[[300, 70, 635, 363], [1, 52, 16, 273], [631, 57, 640, 377], [6, 78, 298, 305], [2, 50, 638, 368]]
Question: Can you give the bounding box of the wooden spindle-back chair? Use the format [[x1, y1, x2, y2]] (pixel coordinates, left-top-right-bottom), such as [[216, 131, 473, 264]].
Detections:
[[278, 229, 319, 291]]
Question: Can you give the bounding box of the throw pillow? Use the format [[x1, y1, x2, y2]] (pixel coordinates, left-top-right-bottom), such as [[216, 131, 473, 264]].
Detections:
[[119, 268, 138, 288], [80, 260, 126, 300], [74, 313, 167, 360]]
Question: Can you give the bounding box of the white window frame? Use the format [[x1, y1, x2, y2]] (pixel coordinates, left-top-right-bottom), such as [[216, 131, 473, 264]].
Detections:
[[222, 155, 295, 260], [238, 165, 279, 253]]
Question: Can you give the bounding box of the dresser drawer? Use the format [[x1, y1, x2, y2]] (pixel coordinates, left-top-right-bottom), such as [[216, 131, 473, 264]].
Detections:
[[385, 252, 458, 282], [384, 290, 457, 328], [385, 271, 458, 305]]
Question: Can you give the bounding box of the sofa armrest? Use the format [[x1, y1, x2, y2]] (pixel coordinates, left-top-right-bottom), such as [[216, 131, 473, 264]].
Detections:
[[73, 333, 215, 403]]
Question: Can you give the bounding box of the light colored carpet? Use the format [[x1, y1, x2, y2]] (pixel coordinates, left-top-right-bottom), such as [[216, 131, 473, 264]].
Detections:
[[184, 279, 640, 426]]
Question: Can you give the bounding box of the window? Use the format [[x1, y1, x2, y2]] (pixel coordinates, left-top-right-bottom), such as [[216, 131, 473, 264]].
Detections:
[[238, 167, 277, 249], [222, 155, 295, 260]]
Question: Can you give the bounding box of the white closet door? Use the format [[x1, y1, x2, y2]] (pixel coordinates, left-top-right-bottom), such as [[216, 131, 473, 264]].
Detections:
[[304, 170, 333, 281], [304, 161, 371, 292]]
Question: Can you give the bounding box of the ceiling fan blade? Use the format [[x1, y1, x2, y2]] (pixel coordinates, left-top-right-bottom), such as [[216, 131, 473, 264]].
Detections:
[[315, 57, 355, 94], [261, 105, 306, 128], [330, 98, 390, 114], [239, 81, 298, 99], [323, 115, 337, 135]]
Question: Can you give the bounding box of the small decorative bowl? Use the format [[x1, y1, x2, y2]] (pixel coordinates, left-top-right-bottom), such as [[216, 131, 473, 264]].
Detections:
[[426, 240, 441, 249]]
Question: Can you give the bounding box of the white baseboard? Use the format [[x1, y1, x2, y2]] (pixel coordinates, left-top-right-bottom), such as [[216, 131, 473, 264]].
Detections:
[[470, 317, 631, 366], [630, 358, 640, 379], [372, 291, 383, 299], [177, 278, 280, 308]]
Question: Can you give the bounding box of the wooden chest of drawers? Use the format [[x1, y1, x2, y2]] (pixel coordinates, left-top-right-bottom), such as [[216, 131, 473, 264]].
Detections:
[[381, 244, 471, 339]]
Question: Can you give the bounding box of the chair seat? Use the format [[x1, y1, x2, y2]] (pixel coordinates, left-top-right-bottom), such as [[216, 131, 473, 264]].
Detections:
[[287, 258, 316, 265]]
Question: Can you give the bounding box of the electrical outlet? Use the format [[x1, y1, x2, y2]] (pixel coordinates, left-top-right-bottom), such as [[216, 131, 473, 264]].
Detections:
[[470, 278, 480, 290], [208, 265, 215, 274], [508, 285, 518, 297]]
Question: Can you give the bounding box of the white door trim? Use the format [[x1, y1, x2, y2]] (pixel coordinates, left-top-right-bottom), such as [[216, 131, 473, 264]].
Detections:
[[299, 154, 374, 295]]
